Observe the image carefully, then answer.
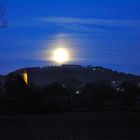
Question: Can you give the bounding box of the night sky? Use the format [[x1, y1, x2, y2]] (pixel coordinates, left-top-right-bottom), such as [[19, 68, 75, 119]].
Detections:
[[0, 0, 140, 75]]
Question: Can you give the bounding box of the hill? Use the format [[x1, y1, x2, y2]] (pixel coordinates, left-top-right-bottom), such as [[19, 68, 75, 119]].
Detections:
[[0, 75, 5, 86], [7, 65, 140, 86]]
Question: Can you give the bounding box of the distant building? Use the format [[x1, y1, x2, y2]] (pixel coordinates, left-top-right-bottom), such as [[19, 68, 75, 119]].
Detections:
[[111, 80, 122, 93], [22, 70, 28, 85], [92, 68, 96, 71], [61, 64, 82, 69]]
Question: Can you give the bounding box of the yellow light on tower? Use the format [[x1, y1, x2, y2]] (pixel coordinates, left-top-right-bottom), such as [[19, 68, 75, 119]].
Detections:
[[22, 70, 28, 85]]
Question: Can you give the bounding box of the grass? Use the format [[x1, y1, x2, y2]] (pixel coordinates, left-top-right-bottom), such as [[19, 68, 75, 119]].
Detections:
[[0, 111, 140, 140]]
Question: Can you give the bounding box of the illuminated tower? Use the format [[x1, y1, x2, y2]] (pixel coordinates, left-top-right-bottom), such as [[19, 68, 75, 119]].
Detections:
[[22, 70, 28, 85]]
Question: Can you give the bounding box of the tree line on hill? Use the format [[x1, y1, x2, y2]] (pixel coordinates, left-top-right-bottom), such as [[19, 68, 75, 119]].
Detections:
[[0, 73, 140, 114]]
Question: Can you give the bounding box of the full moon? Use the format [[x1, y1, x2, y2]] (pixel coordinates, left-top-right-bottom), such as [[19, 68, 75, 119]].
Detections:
[[52, 48, 70, 63]]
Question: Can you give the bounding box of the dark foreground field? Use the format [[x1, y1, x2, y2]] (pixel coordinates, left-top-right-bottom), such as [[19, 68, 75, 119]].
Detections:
[[0, 111, 140, 140]]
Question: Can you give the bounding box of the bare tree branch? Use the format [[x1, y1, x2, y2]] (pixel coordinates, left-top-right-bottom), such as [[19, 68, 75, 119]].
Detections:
[[0, 1, 7, 28]]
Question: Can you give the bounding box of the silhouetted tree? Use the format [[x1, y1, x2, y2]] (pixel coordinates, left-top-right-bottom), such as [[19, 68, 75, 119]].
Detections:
[[3, 74, 30, 114], [5, 74, 28, 98], [119, 81, 139, 104], [81, 81, 116, 107], [40, 82, 68, 112], [0, 83, 2, 93]]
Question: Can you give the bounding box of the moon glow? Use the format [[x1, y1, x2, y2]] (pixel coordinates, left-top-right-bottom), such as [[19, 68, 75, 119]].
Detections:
[[52, 48, 70, 63]]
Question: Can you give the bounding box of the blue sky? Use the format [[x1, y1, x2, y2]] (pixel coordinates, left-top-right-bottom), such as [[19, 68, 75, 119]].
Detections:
[[0, 0, 140, 75]]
